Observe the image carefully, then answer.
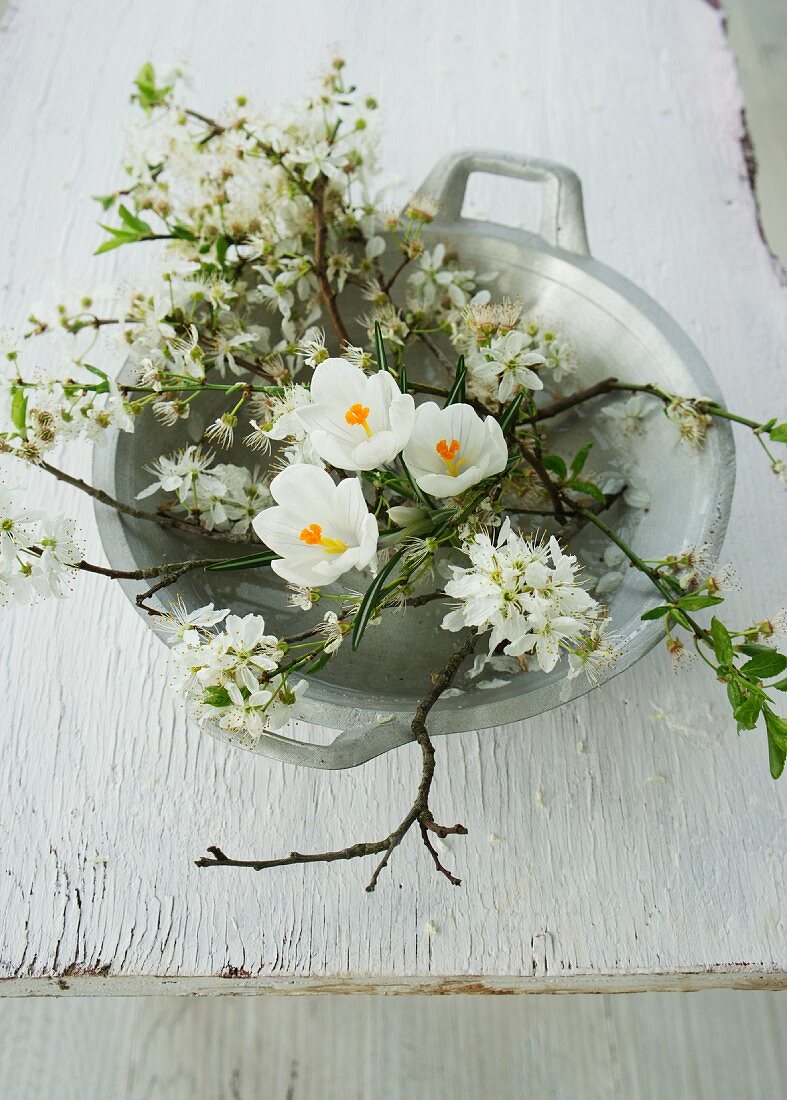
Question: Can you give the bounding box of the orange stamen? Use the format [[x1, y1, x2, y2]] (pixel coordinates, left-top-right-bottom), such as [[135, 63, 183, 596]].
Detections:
[[435, 437, 465, 477], [435, 438, 461, 461], [345, 402, 372, 437], [299, 522, 348, 554], [299, 523, 324, 545]]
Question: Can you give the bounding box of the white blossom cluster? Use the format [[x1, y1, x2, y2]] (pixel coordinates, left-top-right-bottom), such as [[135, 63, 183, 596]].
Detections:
[[137, 445, 271, 535], [452, 303, 579, 406], [1, 331, 134, 460], [0, 485, 81, 604], [162, 604, 306, 741], [442, 519, 617, 679]]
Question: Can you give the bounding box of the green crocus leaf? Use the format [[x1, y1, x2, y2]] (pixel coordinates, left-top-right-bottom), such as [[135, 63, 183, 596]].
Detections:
[[445, 355, 467, 406], [352, 546, 407, 651], [374, 321, 389, 373], [499, 391, 524, 436], [204, 551, 278, 572]]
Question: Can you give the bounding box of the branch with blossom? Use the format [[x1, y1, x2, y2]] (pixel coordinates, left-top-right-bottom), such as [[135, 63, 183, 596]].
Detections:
[[2, 59, 786, 891]]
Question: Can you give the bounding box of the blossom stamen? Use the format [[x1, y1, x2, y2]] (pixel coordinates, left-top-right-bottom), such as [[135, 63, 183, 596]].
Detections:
[[435, 437, 464, 476], [345, 403, 373, 437], [299, 522, 348, 554]]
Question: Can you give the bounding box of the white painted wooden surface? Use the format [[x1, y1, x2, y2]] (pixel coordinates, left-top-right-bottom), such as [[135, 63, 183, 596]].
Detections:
[[0, 0, 785, 993], [1, 992, 785, 1099]]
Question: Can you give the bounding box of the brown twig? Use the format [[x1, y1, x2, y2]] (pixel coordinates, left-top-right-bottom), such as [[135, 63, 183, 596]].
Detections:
[[311, 180, 351, 346], [195, 634, 476, 890], [24, 456, 254, 543], [382, 253, 412, 294], [134, 559, 217, 615], [532, 377, 619, 422], [518, 442, 566, 524]]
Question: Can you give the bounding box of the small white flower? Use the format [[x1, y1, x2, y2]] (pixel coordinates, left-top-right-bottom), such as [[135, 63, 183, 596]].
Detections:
[[481, 330, 545, 402], [137, 445, 225, 504], [665, 398, 712, 448], [297, 327, 328, 368], [287, 584, 317, 610], [167, 324, 205, 381], [601, 394, 652, 436], [442, 522, 600, 674], [252, 464, 378, 588], [771, 460, 787, 489], [319, 611, 345, 653], [29, 517, 82, 598], [157, 597, 229, 646], [296, 357, 415, 471], [402, 401, 508, 498]]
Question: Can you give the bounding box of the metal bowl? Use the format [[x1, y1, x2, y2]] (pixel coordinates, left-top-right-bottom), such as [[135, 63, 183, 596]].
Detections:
[[93, 150, 735, 769]]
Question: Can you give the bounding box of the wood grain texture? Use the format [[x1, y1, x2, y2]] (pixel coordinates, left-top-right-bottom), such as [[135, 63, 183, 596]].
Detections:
[[0, 991, 785, 1099], [0, 0, 785, 991]]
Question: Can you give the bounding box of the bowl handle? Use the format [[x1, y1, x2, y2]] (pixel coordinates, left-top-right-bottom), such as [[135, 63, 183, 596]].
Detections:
[[415, 148, 590, 257]]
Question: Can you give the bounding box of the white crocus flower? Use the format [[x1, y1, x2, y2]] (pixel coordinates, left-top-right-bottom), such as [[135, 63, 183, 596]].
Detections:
[[402, 401, 508, 498], [295, 357, 415, 471], [252, 465, 378, 587]]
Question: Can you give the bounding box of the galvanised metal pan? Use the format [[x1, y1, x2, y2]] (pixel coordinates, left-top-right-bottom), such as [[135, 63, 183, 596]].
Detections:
[[93, 150, 735, 768]]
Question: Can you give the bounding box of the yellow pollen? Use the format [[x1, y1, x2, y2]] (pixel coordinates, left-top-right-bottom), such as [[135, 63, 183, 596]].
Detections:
[[298, 522, 348, 554], [345, 402, 372, 437], [435, 437, 465, 476]]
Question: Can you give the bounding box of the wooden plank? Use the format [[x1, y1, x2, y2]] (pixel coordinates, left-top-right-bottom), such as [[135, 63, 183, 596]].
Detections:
[[0, 992, 784, 1099], [0, 0, 785, 989]]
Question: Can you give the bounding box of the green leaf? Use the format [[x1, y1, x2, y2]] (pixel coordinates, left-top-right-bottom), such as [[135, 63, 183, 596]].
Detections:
[[570, 441, 593, 476], [169, 224, 196, 241], [398, 361, 408, 394], [710, 617, 734, 665], [374, 321, 389, 372], [772, 676, 787, 691], [351, 547, 407, 651], [641, 605, 670, 621], [93, 193, 117, 212], [10, 386, 27, 435], [204, 551, 278, 572], [675, 594, 724, 611], [203, 685, 232, 708], [740, 650, 787, 680], [118, 204, 152, 235], [444, 355, 466, 406], [215, 236, 229, 267], [542, 453, 567, 479], [733, 694, 762, 732], [763, 708, 787, 779], [769, 422, 787, 443], [737, 642, 777, 657], [499, 391, 524, 436], [727, 681, 743, 711], [95, 228, 139, 255], [670, 608, 692, 630], [133, 62, 173, 112], [568, 478, 606, 503]]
